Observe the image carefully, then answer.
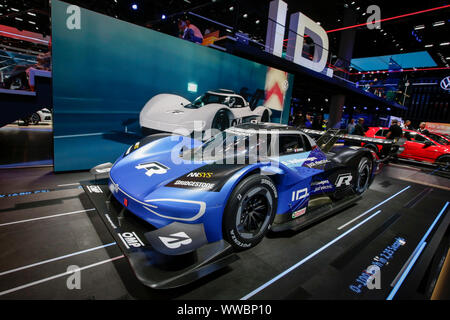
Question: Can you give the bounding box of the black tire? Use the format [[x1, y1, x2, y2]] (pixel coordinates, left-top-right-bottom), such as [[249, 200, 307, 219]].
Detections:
[[354, 156, 372, 194], [436, 155, 450, 172], [211, 110, 230, 131], [261, 110, 269, 122], [223, 174, 278, 250], [31, 113, 40, 125]]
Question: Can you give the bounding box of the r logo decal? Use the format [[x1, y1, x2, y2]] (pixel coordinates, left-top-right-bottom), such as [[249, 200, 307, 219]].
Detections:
[[335, 173, 353, 187]]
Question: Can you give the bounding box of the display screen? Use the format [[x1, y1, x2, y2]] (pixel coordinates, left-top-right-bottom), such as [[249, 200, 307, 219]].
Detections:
[[52, 0, 294, 171]]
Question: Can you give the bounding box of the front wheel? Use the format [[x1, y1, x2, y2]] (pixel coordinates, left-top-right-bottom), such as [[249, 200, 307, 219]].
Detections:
[[30, 113, 40, 125], [223, 175, 277, 250]]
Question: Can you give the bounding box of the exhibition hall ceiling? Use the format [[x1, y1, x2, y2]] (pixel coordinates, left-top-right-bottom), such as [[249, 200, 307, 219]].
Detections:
[[0, 0, 448, 68]]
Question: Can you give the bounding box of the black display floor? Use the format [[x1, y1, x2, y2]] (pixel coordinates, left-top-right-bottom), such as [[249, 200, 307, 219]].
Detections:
[[0, 164, 448, 300]]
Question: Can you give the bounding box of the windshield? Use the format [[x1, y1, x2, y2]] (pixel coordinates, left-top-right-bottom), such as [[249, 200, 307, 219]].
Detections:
[[185, 93, 233, 109], [427, 133, 450, 145], [183, 129, 271, 162]]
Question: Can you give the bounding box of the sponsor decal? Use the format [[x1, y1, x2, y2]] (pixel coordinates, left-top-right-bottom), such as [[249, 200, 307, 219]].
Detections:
[[173, 180, 215, 190], [262, 179, 278, 198], [291, 188, 309, 201], [335, 173, 353, 187], [186, 172, 213, 178], [230, 229, 252, 248], [166, 164, 245, 191], [304, 159, 330, 168], [311, 180, 334, 193], [292, 207, 306, 219], [312, 184, 333, 192], [86, 185, 103, 193], [349, 237, 406, 294], [135, 161, 169, 177], [311, 180, 329, 186], [118, 232, 145, 249], [281, 156, 317, 167], [159, 232, 192, 249]]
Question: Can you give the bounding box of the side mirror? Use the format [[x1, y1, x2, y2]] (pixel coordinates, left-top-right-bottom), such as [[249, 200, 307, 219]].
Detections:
[[424, 140, 433, 146]]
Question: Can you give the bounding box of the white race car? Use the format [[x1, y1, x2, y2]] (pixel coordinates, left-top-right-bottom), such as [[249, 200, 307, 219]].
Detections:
[[139, 89, 271, 135]]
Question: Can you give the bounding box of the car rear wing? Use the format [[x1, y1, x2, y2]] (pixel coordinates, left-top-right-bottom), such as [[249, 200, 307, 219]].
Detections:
[[300, 128, 404, 155]]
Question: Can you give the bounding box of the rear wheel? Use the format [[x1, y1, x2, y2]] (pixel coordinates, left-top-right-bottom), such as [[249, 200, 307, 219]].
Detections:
[[436, 155, 450, 172], [212, 110, 230, 131], [223, 175, 277, 250], [261, 110, 269, 122], [354, 156, 372, 194]]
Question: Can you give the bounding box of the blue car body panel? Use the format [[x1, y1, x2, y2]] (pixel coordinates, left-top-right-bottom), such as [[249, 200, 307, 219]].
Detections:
[[109, 134, 375, 243]]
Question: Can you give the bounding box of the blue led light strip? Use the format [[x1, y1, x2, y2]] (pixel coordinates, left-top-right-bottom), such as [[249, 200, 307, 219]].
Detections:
[[386, 201, 449, 300], [241, 209, 383, 300]]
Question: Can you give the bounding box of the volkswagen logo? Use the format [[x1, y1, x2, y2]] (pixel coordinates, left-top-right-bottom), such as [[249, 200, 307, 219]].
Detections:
[[440, 76, 450, 91]]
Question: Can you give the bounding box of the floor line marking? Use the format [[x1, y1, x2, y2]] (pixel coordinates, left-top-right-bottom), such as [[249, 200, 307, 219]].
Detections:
[[240, 210, 382, 300], [387, 201, 449, 300], [0, 208, 96, 227], [0, 255, 125, 297], [337, 186, 411, 230], [57, 183, 80, 187], [0, 242, 117, 276]]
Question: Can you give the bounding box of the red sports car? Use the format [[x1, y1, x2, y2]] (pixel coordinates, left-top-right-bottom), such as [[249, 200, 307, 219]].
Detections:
[[364, 127, 450, 169]]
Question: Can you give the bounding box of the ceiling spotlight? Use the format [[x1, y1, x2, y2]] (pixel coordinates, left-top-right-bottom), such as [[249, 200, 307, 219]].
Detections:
[[131, 4, 138, 10], [27, 12, 36, 16], [161, 14, 166, 19], [255, 20, 260, 24], [446, 57, 450, 60], [424, 44, 434, 48], [432, 21, 445, 27], [356, 7, 360, 10], [317, 21, 321, 25], [440, 42, 450, 46], [229, 6, 234, 11], [414, 25, 425, 30], [15, 17, 23, 21], [243, 13, 248, 18], [11, 8, 19, 12], [400, 48, 403, 51], [28, 21, 36, 24], [351, 1, 355, 4]]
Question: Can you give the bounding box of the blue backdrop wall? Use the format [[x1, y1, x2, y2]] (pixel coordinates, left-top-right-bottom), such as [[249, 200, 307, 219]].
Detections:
[[52, 0, 294, 171]]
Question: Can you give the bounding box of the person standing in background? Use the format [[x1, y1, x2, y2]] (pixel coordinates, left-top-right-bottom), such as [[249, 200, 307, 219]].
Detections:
[[304, 114, 312, 128], [404, 120, 413, 130], [347, 119, 355, 134], [417, 122, 430, 136], [353, 118, 366, 136]]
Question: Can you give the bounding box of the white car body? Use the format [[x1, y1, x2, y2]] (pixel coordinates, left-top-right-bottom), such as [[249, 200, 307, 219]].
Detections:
[[139, 90, 272, 135], [36, 108, 52, 123]]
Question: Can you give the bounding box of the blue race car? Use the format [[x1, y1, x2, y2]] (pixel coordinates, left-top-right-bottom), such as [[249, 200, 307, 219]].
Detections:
[[99, 123, 394, 254]]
